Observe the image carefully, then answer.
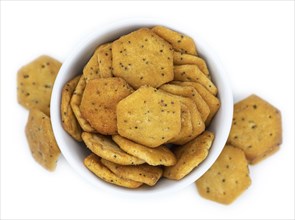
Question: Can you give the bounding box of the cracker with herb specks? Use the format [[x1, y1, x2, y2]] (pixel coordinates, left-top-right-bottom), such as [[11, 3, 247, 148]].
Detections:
[[160, 90, 205, 144], [97, 43, 113, 78], [70, 75, 96, 132], [83, 46, 101, 81], [174, 65, 217, 95], [172, 81, 220, 126], [17, 55, 61, 116], [227, 95, 282, 164], [82, 132, 145, 165], [25, 109, 61, 171], [112, 135, 176, 166], [84, 154, 143, 189], [152, 26, 197, 55], [160, 83, 210, 122], [173, 52, 210, 77], [101, 159, 163, 186], [112, 28, 174, 89], [164, 131, 214, 180], [196, 145, 251, 205], [117, 86, 182, 148], [61, 75, 83, 141], [80, 77, 133, 135]]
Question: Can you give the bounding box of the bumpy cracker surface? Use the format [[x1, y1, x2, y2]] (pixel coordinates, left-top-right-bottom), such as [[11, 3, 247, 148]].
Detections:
[[196, 145, 251, 204], [112, 135, 176, 166], [160, 83, 210, 122], [80, 77, 133, 135], [164, 131, 214, 180], [174, 65, 217, 95], [172, 81, 220, 126], [112, 28, 174, 89], [227, 95, 282, 164], [61, 75, 82, 141], [25, 109, 61, 171], [97, 43, 113, 78], [173, 52, 210, 76], [117, 86, 182, 148], [17, 55, 61, 116], [84, 154, 143, 188], [101, 159, 163, 186], [152, 26, 197, 55], [82, 132, 145, 165]]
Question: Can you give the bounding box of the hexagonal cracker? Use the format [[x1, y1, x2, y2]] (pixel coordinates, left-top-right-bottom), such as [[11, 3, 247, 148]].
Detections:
[[196, 145, 251, 205], [112, 28, 174, 89], [116, 86, 182, 148], [227, 94, 282, 164]]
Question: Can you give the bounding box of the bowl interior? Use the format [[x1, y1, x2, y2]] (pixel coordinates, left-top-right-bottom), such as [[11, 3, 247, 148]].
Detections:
[[51, 18, 233, 197]]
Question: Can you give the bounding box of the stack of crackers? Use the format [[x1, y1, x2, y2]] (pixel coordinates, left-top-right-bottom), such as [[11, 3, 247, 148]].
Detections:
[[17, 25, 282, 205], [61, 26, 220, 188]]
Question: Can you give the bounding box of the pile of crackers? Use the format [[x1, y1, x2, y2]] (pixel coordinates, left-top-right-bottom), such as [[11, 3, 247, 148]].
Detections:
[[61, 26, 220, 188], [17, 25, 282, 205]]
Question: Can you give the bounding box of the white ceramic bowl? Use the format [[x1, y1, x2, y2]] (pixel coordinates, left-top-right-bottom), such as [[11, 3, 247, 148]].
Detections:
[[51, 18, 233, 197]]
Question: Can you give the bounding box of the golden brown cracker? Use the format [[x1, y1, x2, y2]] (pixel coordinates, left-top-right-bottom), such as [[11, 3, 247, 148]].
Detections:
[[83, 47, 101, 80], [159, 83, 210, 122], [101, 159, 163, 186], [227, 95, 282, 164], [152, 26, 197, 55], [196, 145, 251, 204], [117, 86, 182, 148], [172, 81, 220, 126], [112, 135, 176, 166], [112, 28, 174, 89], [82, 132, 145, 165], [80, 77, 133, 135], [70, 75, 96, 132], [173, 52, 209, 77], [61, 75, 82, 141], [17, 55, 61, 116], [163, 131, 214, 180], [174, 65, 217, 95], [84, 154, 143, 188], [25, 109, 61, 171], [97, 43, 113, 78]]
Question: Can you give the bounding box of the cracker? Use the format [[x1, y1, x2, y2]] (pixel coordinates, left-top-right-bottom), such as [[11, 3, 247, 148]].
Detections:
[[70, 75, 96, 132], [61, 75, 82, 141], [97, 43, 113, 78], [112, 28, 174, 89], [163, 131, 214, 180], [82, 132, 145, 165], [25, 109, 61, 171], [84, 154, 143, 188], [159, 91, 205, 144], [227, 95, 282, 164], [117, 86, 182, 148], [172, 81, 220, 126], [112, 135, 176, 166], [101, 159, 163, 186], [80, 77, 133, 135], [17, 55, 61, 116], [174, 65, 217, 95], [173, 52, 209, 77], [83, 46, 101, 80], [167, 104, 193, 145], [196, 145, 251, 204], [152, 26, 197, 55], [159, 84, 210, 122]]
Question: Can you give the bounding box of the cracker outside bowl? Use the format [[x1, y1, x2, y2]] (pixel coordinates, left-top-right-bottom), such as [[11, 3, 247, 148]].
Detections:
[[50, 18, 233, 198]]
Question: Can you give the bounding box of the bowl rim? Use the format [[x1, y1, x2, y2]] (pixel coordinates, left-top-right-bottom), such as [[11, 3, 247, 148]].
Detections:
[[51, 17, 233, 198]]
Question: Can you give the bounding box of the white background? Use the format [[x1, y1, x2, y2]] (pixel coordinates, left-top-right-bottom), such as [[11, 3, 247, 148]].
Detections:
[[1, 1, 294, 219]]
